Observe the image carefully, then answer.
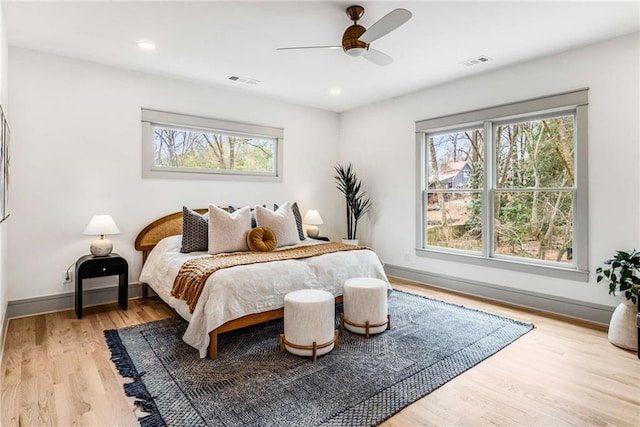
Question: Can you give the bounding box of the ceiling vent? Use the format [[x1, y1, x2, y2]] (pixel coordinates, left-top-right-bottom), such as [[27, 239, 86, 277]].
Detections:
[[461, 55, 491, 67], [228, 75, 260, 85]]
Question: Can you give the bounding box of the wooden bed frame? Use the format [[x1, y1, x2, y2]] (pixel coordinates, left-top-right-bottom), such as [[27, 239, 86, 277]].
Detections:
[[134, 209, 342, 359]]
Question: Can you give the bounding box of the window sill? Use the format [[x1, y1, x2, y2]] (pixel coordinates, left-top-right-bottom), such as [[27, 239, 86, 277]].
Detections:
[[415, 248, 589, 282], [143, 168, 283, 182]]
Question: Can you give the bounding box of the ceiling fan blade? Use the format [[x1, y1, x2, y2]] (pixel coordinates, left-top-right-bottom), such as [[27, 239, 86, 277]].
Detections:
[[363, 48, 393, 66], [360, 8, 412, 44], [276, 45, 341, 51]]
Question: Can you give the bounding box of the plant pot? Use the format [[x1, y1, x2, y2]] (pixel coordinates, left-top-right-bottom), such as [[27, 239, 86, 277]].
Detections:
[[342, 239, 359, 246], [608, 299, 638, 351]]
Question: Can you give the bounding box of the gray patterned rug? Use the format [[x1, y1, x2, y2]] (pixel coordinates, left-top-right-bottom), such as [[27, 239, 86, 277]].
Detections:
[[105, 290, 533, 426]]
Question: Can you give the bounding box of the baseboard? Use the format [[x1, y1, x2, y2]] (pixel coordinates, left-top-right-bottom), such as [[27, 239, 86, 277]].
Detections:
[[0, 303, 8, 363], [384, 264, 613, 326], [6, 283, 144, 319], [5, 269, 615, 325]]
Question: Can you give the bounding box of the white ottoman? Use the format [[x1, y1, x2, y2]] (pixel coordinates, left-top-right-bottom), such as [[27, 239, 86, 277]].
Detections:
[[341, 277, 390, 338], [279, 289, 339, 362]]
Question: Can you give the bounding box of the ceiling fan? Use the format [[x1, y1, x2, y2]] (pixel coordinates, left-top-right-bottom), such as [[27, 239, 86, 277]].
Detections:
[[277, 5, 412, 66]]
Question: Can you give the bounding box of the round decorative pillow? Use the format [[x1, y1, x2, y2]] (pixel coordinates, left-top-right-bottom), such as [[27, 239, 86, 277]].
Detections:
[[246, 227, 278, 252]]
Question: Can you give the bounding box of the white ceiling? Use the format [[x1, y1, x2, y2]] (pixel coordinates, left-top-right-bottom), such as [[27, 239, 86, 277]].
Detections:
[[4, 1, 639, 113]]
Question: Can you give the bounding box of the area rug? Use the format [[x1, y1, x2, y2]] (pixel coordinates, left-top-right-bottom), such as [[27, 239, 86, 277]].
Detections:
[[104, 290, 533, 427]]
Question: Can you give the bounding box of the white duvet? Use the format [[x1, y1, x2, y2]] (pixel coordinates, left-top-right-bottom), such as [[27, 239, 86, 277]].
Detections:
[[139, 235, 389, 357]]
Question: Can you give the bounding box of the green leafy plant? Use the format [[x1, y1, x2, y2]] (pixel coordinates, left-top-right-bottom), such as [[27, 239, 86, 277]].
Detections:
[[595, 249, 640, 304], [334, 163, 372, 240]]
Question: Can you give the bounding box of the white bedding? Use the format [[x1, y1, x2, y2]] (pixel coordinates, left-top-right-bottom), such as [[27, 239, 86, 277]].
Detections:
[[139, 235, 389, 357]]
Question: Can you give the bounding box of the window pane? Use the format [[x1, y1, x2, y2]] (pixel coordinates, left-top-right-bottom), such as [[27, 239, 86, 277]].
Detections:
[[494, 191, 573, 263], [427, 129, 484, 190], [153, 126, 275, 174], [426, 192, 482, 253], [496, 115, 574, 189]]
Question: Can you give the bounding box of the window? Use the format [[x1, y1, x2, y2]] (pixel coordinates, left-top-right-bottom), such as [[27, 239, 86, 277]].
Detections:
[[426, 127, 484, 253], [416, 89, 588, 281], [141, 109, 283, 181]]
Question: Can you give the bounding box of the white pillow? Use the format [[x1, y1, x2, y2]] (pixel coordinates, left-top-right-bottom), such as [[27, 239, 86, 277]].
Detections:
[[254, 202, 301, 248], [208, 204, 251, 255]]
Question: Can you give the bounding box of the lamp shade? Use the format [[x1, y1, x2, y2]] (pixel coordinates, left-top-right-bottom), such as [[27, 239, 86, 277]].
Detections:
[[83, 215, 121, 236], [303, 210, 324, 225]]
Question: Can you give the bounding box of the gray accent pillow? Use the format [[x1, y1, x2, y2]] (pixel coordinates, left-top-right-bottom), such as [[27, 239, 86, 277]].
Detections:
[[180, 206, 209, 253], [229, 205, 264, 228], [274, 202, 306, 241]]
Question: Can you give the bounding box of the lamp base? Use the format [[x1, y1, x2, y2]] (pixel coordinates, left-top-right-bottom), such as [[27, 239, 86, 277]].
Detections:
[[90, 236, 113, 256], [307, 225, 320, 238]]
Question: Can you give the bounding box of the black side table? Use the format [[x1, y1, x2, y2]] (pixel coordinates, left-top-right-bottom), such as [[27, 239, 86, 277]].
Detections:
[[75, 253, 128, 319]]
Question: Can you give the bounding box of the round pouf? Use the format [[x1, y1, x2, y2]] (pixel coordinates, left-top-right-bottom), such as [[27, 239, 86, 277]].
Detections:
[[280, 289, 338, 362], [341, 277, 390, 337]]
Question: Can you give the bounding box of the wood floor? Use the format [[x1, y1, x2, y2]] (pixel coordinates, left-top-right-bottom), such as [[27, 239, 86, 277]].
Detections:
[[1, 279, 638, 426]]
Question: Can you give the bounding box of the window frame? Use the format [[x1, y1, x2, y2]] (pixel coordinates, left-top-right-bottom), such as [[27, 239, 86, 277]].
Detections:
[[141, 109, 284, 181], [415, 89, 589, 281]]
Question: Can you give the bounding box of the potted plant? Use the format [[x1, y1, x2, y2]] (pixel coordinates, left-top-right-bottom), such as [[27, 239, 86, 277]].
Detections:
[[596, 249, 639, 351], [334, 163, 372, 245]]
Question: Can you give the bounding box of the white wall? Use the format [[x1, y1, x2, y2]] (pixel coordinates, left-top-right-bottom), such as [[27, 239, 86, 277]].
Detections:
[[6, 33, 639, 315], [0, 1, 9, 352], [7, 47, 340, 301], [339, 33, 640, 309]]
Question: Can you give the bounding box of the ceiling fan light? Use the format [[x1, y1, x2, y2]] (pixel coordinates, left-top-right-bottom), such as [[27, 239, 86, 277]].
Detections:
[[346, 47, 367, 57]]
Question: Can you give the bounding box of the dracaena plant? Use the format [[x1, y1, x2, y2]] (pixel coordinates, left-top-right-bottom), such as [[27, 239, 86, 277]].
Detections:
[[595, 249, 640, 304], [334, 163, 372, 240]]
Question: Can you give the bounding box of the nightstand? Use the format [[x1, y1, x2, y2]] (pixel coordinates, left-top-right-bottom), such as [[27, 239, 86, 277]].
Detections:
[[75, 253, 128, 319]]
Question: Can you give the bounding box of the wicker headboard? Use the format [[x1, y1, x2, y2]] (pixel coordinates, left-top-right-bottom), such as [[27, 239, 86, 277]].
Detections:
[[134, 208, 208, 263]]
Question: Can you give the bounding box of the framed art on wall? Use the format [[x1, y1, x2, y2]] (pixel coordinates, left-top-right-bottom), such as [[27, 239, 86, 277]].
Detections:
[[0, 104, 9, 223]]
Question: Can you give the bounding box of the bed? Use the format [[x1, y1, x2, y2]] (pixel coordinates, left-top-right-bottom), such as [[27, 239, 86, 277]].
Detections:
[[135, 208, 389, 359]]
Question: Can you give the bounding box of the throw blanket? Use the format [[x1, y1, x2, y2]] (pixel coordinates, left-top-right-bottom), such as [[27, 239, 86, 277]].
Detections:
[[172, 242, 370, 312]]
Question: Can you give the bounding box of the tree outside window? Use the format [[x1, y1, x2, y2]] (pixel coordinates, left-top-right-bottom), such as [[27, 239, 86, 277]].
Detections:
[[424, 113, 577, 266], [153, 126, 275, 174], [426, 128, 484, 253], [493, 115, 574, 263]]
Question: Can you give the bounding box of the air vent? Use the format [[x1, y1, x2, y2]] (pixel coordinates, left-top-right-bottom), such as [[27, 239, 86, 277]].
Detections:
[[461, 55, 491, 67], [227, 75, 260, 85]]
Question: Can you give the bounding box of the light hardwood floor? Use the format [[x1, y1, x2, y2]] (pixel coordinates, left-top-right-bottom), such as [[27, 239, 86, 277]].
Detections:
[[1, 279, 638, 426]]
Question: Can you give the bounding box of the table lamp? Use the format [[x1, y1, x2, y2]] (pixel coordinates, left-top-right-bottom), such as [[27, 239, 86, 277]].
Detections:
[[303, 209, 324, 238], [83, 215, 121, 256]]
